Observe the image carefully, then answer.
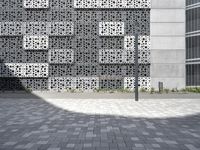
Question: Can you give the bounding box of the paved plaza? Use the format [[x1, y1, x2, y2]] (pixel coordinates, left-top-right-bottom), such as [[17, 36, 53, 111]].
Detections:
[[0, 94, 200, 150]]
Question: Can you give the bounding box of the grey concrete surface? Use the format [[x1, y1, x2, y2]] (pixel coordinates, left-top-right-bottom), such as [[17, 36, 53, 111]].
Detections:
[[0, 96, 200, 150], [150, 0, 186, 90]]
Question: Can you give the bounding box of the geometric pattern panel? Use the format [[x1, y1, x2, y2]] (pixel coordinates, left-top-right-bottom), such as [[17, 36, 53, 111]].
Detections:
[[48, 77, 74, 91], [99, 78, 123, 89], [124, 35, 150, 64], [24, 22, 49, 35], [48, 49, 74, 64], [138, 48, 150, 64], [0, 63, 48, 78], [138, 36, 150, 64], [124, 35, 150, 50], [138, 35, 150, 51], [124, 36, 135, 50], [49, 65, 74, 77], [99, 49, 150, 64], [49, 22, 74, 36], [99, 64, 150, 77], [21, 79, 48, 90], [0, 78, 48, 90], [74, 0, 151, 8], [23, 0, 49, 8], [124, 77, 151, 90], [99, 22, 124, 36], [0, 51, 48, 63], [74, 64, 99, 76], [0, 22, 74, 36], [0, 22, 24, 36], [99, 49, 134, 64], [75, 77, 99, 90], [23, 35, 49, 50], [48, 77, 99, 91]]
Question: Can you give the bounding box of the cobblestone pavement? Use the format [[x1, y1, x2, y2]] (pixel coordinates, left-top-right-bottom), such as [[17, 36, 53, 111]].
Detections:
[[0, 97, 200, 150]]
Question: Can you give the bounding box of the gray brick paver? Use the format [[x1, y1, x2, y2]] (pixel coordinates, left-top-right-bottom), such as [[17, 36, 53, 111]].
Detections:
[[0, 98, 200, 150]]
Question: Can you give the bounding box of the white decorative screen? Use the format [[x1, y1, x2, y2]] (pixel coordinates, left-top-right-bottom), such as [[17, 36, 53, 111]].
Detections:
[[23, 35, 49, 50], [23, 0, 49, 8], [0, 63, 48, 77], [99, 22, 124, 36]]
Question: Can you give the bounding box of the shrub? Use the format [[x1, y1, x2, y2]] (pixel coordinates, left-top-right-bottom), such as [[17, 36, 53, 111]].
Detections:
[[164, 88, 170, 94], [186, 87, 200, 93], [150, 87, 155, 94], [140, 88, 147, 93]]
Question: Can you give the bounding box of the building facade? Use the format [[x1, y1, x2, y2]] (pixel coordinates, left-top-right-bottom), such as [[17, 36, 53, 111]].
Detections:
[[0, 0, 187, 91], [151, 0, 185, 89], [186, 0, 200, 87]]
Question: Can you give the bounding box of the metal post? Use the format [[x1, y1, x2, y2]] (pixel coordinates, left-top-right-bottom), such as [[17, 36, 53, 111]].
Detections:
[[135, 34, 139, 101]]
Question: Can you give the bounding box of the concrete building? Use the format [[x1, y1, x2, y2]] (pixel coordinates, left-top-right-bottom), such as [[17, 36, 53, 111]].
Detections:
[[0, 0, 194, 91]]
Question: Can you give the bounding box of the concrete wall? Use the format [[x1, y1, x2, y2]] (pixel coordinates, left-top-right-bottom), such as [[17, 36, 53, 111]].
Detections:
[[150, 0, 186, 89]]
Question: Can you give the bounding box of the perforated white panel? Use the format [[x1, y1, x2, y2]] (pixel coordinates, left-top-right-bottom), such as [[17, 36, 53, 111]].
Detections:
[[74, 0, 151, 8], [99, 22, 124, 36], [0, 22, 24, 36], [124, 35, 150, 64], [23, 35, 49, 50], [99, 49, 134, 64], [0, 63, 48, 77], [124, 77, 151, 90], [23, 0, 49, 8]]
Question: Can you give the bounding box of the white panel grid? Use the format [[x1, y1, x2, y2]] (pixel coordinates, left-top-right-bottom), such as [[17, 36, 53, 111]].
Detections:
[[75, 0, 99, 8], [23, 35, 49, 50], [99, 22, 124, 36], [74, 0, 151, 8], [48, 49, 74, 64], [23, 0, 49, 8], [0, 63, 48, 78], [124, 77, 151, 90]]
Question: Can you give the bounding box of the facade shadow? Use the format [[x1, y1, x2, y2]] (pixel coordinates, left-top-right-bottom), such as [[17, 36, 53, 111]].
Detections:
[[0, 96, 200, 150]]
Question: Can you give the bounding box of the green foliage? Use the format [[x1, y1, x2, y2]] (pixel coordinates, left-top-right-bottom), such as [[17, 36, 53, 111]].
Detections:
[[171, 88, 179, 93], [185, 87, 200, 93], [164, 88, 170, 94], [94, 88, 132, 93], [150, 87, 155, 94], [140, 88, 147, 93], [25, 87, 32, 93]]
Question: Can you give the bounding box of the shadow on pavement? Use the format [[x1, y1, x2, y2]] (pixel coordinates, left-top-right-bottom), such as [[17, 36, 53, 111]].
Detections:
[[0, 96, 200, 150]]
